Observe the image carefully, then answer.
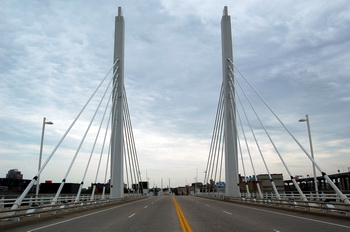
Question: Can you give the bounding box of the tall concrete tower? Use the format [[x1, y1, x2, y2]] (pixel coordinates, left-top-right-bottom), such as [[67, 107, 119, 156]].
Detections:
[[221, 6, 240, 197], [110, 7, 125, 199]]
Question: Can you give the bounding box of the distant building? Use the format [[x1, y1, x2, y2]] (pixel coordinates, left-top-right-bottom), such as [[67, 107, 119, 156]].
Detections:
[[284, 171, 350, 192], [0, 169, 31, 192], [191, 182, 203, 194], [238, 174, 284, 193], [177, 186, 190, 195], [257, 174, 284, 193], [0, 178, 31, 192], [39, 182, 80, 194], [202, 179, 216, 192], [140, 181, 149, 194], [6, 169, 23, 179], [130, 181, 149, 194], [90, 183, 110, 194], [239, 175, 263, 193]]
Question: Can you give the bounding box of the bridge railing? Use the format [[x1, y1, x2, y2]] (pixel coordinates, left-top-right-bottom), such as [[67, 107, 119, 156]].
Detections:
[[0, 194, 109, 209], [240, 191, 350, 202], [0, 198, 118, 222], [0, 194, 147, 222], [197, 192, 350, 217]]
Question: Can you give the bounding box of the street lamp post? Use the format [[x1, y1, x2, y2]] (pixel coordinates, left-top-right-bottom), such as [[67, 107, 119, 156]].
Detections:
[[36, 117, 53, 198], [299, 114, 319, 199]]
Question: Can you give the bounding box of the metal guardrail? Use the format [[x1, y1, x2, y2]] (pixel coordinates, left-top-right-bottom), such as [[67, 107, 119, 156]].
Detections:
[[0, 194, 146, 222], [0, 194, 102, 208], [200, 191, 350, 202], [197, 193, 350, 217]]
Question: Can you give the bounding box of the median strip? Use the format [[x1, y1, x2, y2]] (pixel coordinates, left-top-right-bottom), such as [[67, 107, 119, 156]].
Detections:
[[172, 196, 192, 232]]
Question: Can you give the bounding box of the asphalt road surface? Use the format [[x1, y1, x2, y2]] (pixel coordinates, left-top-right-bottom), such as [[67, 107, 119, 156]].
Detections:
[[4, 195, 350, 232]]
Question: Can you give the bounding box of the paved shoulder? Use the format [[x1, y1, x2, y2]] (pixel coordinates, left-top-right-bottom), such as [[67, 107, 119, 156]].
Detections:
[[175, 196, 350, 232], [5, 196, 182, 232]]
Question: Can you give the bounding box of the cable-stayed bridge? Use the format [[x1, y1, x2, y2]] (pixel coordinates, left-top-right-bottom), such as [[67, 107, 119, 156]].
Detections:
[[1, 6, 350, 232]]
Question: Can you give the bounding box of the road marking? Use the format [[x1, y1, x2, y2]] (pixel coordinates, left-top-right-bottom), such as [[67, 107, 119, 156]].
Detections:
[[26, 198, 150, 232], [205, 204, 210, 207], [128, 213, 136, 218], [223, 210, 232, 215], [144, 205, 148, 208], [172, 196, 193, 232], [273, 229, 280, 232]]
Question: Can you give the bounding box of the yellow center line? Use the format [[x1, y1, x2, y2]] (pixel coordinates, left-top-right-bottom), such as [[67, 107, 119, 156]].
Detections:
[[172, 196, 193, 232]]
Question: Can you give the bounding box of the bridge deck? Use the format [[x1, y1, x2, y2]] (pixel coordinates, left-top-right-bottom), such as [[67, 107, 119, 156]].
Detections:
[[2, 195, 350, 232]]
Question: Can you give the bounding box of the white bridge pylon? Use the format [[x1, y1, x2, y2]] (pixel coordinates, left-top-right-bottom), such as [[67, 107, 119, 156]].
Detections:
[[206, 6, 350, 203], [221, 6, 240, 198], [110, 7, 125, 199]]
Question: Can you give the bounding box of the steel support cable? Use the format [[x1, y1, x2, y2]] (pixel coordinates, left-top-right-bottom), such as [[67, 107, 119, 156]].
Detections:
[[233, 75, 308, 202], [212, 102, 225, 186], [123, 108, 136, 194], [231, 79, 263, 199], [229, 75, 281, 199], [123, 90, 143, 194], [124, 142, 131, 195], [203, 89, 222, 187], [124, 122, 135, 195], [90, 81, 117, 201], [209, 90, 225, 184], [110, 67, 122, 194], [228, 59, 349, 203], [213, 107, 224, 185], [121, 103, 133, 187], [11, 59, 119, 210], [214, 98, 225, 193], [230, 70, 249, 196], [91, 103, 113, 201], [122, 95, 138, 194], [236, 105, 263, 198], [90, 82, 117, 196], [226, 70, 241, 196], [207, 98, 223, 190], [237, 132, 251, 198], [52, 73, 116, 205], [122, 90, 137, 193], [101, 144, 111, 200], [218, 85, 227, 183], [126, 117, 141, 194], [204, 86, 224, 191], [204, 85, 222, 184], [218, 129, 225, 183], [204, 87, 224, 190], [76, 78, 116, 202], [123, 131, 133, 195]]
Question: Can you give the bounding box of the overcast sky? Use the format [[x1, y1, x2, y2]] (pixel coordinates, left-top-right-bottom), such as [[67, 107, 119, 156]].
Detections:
[[1, 0, 349, 189]]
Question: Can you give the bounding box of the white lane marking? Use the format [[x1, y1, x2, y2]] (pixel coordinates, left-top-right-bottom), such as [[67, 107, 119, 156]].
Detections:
[[205, 204, 210, 207], [223, 211, 232, 215], [273, 229, 280, 232], [144, 205, 148, 208], [207, 198, 350, 229], [26, 198, 150, 232], [128, 213, 136, 218]]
